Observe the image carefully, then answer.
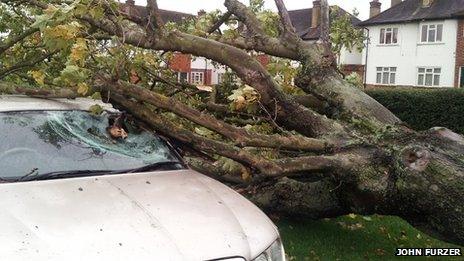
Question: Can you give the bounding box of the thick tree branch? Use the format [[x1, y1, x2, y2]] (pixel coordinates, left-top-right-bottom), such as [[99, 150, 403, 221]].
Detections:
[[249, 178, 348, 219], [108, 93, 343, 176], [10, 0, 342, 137], [225, 0, 401, 127], [274, 0, 296, 36], [319, 0, 330, 44], [146, 0, 164, 34], [0, 82, 78, 98], [96, 74, 334, 152]]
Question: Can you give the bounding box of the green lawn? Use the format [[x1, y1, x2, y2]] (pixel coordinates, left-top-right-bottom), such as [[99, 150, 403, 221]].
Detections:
[[277, 215, 463, 261]]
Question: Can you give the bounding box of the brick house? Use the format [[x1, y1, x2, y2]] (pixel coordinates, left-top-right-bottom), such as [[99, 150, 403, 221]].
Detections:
[[121, 1, 220, 86], [359, 0, 464, 88]]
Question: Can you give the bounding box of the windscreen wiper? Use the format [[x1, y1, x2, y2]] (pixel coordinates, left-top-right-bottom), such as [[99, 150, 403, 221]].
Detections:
[[17, 169, 115, 182], [121, 161, 186, 174], [16, 161, 185, 182]]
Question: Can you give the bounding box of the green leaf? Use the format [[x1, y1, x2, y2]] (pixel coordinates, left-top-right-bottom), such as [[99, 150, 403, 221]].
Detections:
[[362, 216, 373, 221], [88, 104, 103, 115], [91, 92, 102, 100]]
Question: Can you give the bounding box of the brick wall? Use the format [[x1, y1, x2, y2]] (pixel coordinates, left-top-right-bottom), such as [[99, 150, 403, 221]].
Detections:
[[341, 64, 365, 79], [455, 19, 464, 88], [255, 54, 271, 67], [168, 53, 191, 73]]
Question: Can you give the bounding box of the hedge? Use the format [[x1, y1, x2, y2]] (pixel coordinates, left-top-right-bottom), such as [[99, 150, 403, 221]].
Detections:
[[366, 88, 464, 134]]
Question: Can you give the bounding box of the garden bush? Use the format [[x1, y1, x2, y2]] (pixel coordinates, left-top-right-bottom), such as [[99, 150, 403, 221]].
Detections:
[[367, 88, 464, 134]]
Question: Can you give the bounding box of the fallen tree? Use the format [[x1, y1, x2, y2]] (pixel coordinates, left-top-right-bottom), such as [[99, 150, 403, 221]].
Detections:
[[0, 0, 463, 245]]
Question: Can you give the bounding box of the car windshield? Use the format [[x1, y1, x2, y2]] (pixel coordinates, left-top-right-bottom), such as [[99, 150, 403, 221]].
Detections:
[[0, 110, 183, 181]]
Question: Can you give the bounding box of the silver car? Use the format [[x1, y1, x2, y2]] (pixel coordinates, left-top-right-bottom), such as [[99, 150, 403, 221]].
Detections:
[[0, 95, 285, 261]]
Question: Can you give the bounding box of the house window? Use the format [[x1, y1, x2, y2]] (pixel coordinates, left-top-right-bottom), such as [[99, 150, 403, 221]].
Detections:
[[376, 67, 397, 85], [177, 72, 189, 83], [379, 28, 398, 44], [421, 24, 443, 43], [417, 67, 441, 86], [191, 72, 204, 85], [217, 73, 225, 84]]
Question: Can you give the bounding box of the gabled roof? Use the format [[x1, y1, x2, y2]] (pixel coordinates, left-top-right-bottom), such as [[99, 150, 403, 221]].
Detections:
[[359, 0, 464, 27], [120, 3, 194, 24], [288, 6, 361, 41]]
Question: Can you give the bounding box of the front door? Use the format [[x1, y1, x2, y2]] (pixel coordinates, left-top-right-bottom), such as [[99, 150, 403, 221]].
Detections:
[[460, 67, 464, 88]]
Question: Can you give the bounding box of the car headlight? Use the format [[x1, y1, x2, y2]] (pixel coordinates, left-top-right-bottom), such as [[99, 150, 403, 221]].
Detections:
[[253, 239, 285, 261]]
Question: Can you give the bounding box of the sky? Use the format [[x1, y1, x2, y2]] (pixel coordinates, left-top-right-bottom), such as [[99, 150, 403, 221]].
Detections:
[[132, 0, 392, 21]]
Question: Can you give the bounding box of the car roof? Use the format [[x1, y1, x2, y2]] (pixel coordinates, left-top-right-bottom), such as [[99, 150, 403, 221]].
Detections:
[[0, 95, 117, 113]]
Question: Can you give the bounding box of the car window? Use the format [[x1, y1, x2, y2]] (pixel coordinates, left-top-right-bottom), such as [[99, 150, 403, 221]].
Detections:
[[0, 110, 183, 180]]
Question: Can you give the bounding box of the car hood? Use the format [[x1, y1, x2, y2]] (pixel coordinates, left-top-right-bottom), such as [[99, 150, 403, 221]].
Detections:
[[0, 170, 278, 261]]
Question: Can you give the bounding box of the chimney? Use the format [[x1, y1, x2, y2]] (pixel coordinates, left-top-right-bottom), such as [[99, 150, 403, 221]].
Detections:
[[370, 0, 381, 18], [311, 0, 321, 28], [391, 0, 402, 7], [125, 0, 135, 5]]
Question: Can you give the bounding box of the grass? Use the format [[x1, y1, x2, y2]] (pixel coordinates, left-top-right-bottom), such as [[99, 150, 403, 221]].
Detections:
[[277, 215, 462, 261]]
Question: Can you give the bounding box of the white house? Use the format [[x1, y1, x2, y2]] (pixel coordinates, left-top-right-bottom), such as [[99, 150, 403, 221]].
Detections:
[[359, 0, 464, 88]]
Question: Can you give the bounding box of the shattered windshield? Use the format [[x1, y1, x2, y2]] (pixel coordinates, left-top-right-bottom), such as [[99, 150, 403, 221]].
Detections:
[[0, 110, 183, 180]]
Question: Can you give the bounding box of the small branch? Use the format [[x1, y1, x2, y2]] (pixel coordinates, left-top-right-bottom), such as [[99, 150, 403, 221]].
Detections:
[[142, 66, 197, 92], [208, 11, 232, 34], [0, 51, 57, 79], [0, 27, 39, 55]]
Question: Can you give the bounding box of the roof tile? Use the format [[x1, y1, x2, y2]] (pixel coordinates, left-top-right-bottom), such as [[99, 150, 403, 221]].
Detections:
[[359, 0, 464, 26]]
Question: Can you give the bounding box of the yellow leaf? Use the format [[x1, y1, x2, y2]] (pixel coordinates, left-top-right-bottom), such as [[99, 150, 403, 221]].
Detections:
[[241, 167, 251, 181], [70, 38, 88, 65], [235, 95, 247, 110], [348, 213, 357, 219], [29, 70, 45, 85], [77, 82, 89, 95]]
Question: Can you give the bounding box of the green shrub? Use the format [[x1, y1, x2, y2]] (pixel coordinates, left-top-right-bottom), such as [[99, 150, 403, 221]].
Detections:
[[345, 72, 364, 90], [367, 88, 464, 134]]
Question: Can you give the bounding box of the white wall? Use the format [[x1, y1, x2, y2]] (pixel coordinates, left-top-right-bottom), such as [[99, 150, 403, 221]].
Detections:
[[191, 57, 226, 85], [339, 47, 363, 65], [363, 20, 458, 88], [306, 40, 363, 66]]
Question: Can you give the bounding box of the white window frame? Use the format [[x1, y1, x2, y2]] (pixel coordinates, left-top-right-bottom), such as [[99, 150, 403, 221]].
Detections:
[[417, 67, 441, 87], [191, 72, 204, 85], [420, 23, 443, 43], [459, 66, 464, 88], [177, 72, 189, 83], [379, 27, 399, 45], [376, 67, 397, 85]]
